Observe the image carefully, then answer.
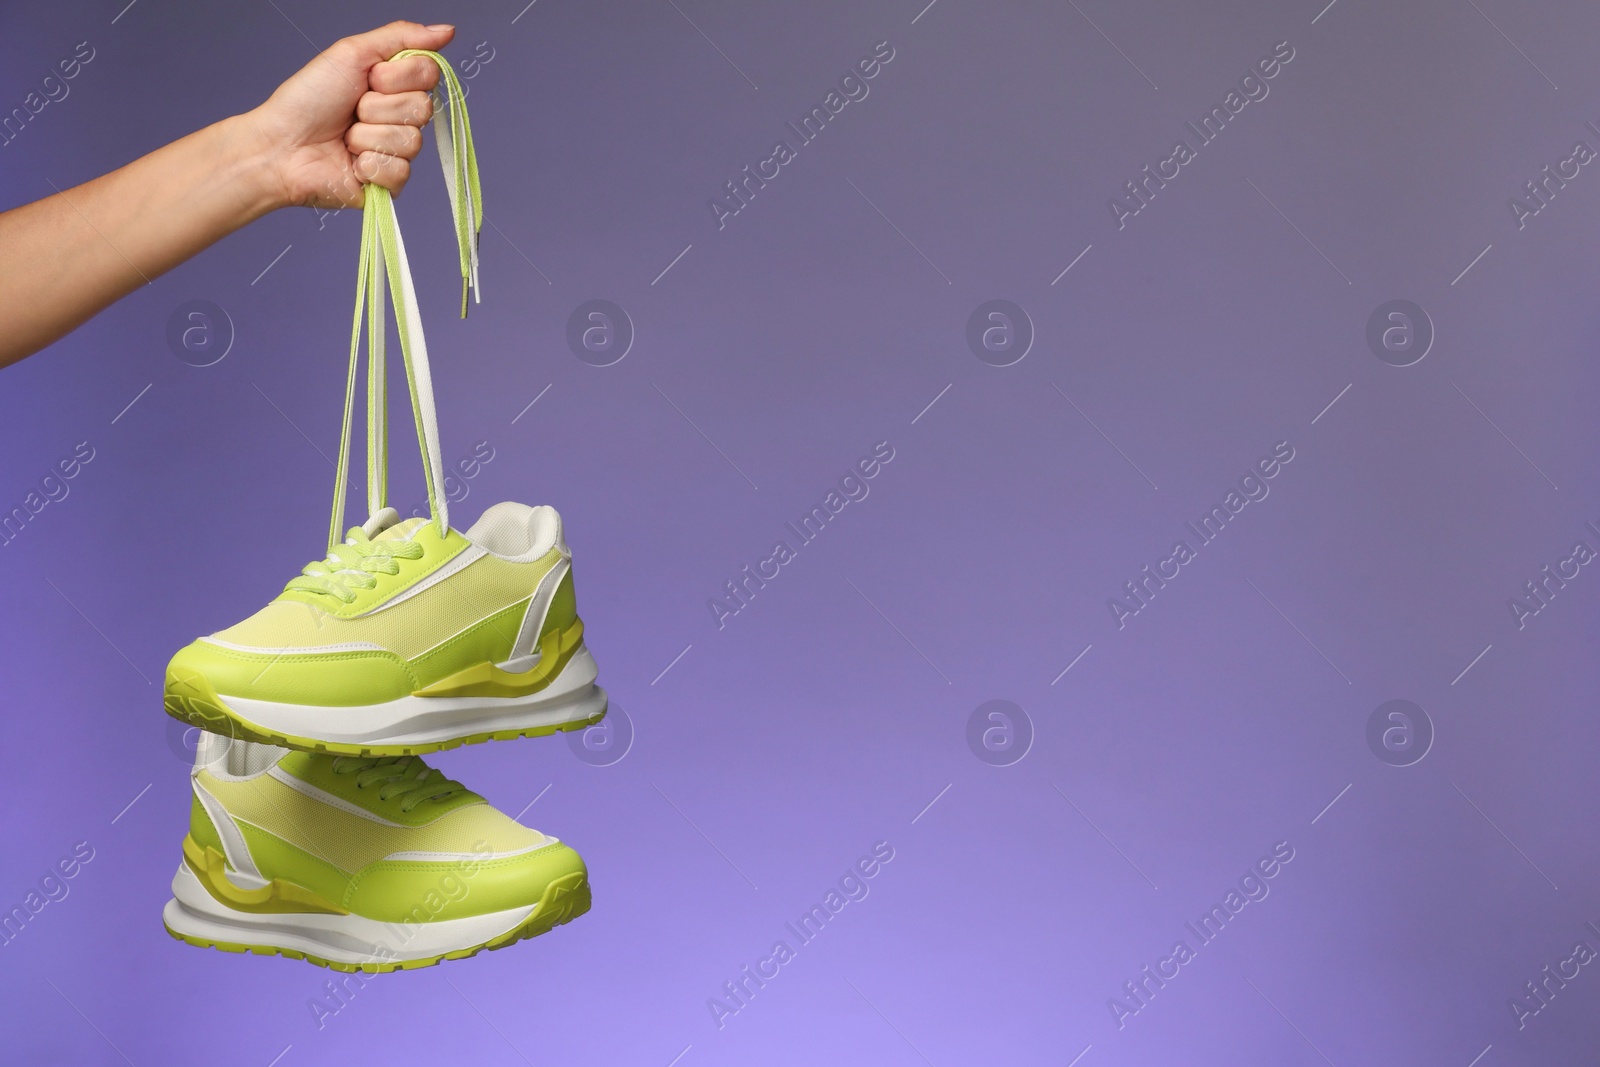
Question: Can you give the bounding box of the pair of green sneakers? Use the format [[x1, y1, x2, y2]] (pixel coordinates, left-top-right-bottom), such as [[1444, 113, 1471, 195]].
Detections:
[[162, 502, 605, 972], [161, 51, 601, 971]]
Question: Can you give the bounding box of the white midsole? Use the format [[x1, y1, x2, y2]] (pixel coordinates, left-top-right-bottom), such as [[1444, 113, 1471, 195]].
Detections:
[[164, 863, 537, 963], [220, 646, 606, 745]]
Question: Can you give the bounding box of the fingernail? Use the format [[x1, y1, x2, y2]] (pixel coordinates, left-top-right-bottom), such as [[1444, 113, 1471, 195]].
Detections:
[[427, 24, 453, 31]]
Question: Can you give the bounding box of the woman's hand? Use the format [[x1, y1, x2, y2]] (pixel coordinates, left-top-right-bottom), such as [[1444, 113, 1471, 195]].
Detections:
[[0, 20, 460, 366], [245, 21, 456, 208]]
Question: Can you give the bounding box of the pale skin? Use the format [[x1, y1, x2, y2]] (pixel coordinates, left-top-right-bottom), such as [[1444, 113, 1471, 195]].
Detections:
[[0, 20, 458, 369]]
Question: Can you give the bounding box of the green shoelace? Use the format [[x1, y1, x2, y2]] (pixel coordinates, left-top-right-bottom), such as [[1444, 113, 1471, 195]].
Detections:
[[284, 527, 425, 604], [326, 49, 483, 554], [330, 755, 467, 812]]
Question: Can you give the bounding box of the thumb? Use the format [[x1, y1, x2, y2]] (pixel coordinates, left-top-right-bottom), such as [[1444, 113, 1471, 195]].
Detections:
[[336, 20, 455, 68]]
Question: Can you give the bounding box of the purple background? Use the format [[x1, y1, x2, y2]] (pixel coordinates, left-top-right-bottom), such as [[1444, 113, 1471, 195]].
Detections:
[[3, 0, 1599, 1064]]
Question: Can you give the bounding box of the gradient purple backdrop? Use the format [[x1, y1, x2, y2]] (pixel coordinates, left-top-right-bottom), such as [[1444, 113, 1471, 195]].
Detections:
[[2, 0, 1599, 1064]]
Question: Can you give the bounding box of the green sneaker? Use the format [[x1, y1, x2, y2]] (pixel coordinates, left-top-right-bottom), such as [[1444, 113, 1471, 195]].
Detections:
[[163, 735, 589, 971], [164, 52, 607, 756], [163, 502, 607, 756]]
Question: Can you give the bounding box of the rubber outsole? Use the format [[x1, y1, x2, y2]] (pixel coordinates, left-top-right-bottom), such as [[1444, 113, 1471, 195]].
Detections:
[[163, 871, 591, 973], [163, 669, 606, 757]]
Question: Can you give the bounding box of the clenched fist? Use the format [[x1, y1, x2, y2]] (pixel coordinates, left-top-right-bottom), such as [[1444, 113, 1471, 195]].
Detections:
[[245, 20, 457, 207]]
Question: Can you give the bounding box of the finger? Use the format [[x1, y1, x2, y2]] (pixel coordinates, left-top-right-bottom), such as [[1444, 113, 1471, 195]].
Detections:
[[336, 20, 454, 67], [319, 179, 366, 211], [354, 150, 412, 194], [370, 54, 440, 95], [357, 90, 433, 127], [346, 122, 424, 160]]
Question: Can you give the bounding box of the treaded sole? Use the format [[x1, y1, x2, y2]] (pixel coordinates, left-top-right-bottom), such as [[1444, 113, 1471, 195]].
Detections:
[[163, 871, 591, 973], [164, 669, 605, 757]]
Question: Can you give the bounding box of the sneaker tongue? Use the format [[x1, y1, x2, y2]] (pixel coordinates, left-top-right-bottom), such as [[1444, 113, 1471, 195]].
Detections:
[[373, 517, 428, 542], [361, 507, 402, 538], [359, 508, 427, 542]]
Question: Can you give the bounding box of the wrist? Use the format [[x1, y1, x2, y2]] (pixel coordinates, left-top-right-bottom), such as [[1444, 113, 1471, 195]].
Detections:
[[215, 111, 292, 218]]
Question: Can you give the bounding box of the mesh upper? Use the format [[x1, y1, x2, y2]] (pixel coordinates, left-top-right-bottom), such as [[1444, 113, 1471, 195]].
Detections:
[[210, 548, 560, 657], [196, 769, 547, 874]]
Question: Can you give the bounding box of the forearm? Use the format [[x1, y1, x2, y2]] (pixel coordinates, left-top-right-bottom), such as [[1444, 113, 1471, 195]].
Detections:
[[0, 113, 285, 368], [0, 21, 451, 369]]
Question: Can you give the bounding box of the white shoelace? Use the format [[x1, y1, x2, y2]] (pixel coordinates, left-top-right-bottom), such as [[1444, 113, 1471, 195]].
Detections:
[[326, 50, 483, 552]]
